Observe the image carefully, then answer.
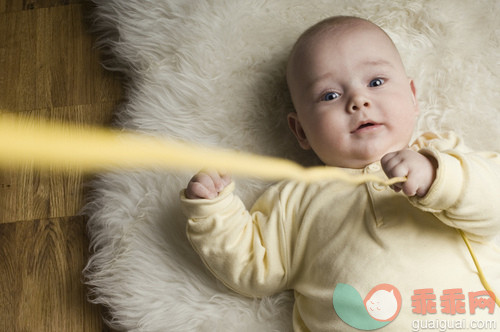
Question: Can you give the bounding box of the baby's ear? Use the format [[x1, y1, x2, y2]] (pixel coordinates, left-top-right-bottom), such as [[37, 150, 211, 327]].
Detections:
[[287, 112, 311, 150]]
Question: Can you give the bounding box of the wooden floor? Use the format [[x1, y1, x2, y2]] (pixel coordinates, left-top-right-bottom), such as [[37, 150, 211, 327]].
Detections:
[[0, 1, 123, 331]]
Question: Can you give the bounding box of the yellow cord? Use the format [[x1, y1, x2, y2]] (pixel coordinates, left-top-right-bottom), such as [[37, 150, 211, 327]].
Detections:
[[459, 229, 500, 307], [0, 114, 404, 185], [1, 113, 498, 306]]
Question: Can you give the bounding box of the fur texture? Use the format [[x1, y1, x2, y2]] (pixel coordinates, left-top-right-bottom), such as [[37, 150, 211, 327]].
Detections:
[[84, 1, 500, 331]]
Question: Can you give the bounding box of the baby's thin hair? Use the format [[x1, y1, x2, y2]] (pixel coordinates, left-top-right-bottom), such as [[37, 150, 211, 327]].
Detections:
[[286, 15, 397, 85], [297, 16, 368, 42], [289, 16, 368, 59]]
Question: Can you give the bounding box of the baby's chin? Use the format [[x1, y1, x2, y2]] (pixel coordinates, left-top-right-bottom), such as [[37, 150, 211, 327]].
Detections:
[[322, 144, 411, 169], [322, 155, 384, 169]]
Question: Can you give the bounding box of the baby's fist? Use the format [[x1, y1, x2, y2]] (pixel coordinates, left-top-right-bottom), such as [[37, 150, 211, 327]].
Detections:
[[381, 149, 437, 197], [185, 170, 231, 199]]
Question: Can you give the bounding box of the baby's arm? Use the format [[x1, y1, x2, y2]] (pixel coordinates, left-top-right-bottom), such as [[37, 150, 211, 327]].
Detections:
[[384, 132, 500, 239], [381, 149, 437, 197], [181, 178, 291, 298]]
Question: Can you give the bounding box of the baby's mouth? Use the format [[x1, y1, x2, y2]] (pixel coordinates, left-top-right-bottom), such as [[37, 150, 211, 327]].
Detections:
[[351, 121, 379, 133], [358, 123, 375, 129]]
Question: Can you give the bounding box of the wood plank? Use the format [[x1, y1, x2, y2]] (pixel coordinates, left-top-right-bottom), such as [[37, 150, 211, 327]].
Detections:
[[0, 4, 123, 112], [0, 0, 83, 14], [0, 1, 122, 331], [0, 103, 116, 224], [0, 216, 107, 331], [0, 9, 38, 110], [0, 2, 123, 223], [35, 5, 123, 109]]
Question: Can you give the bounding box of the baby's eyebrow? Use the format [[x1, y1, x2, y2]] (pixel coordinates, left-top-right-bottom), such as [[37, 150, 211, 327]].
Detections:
[[304, 59, 395, 94], [361, 59, 395, 69], [305, 73, 336, 93]]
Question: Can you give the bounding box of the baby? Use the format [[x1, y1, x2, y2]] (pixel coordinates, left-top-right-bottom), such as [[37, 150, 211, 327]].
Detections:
[[181, 16, 500, 331]]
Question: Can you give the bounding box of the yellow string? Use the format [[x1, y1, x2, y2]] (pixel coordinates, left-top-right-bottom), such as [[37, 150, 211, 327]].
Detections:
[[0, 113, 404, 185], [1, 113, 498, 306], [459, 230, 500, 307]]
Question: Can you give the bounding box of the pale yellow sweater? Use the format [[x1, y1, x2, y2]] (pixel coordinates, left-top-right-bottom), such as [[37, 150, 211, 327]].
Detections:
[[181, 132, 500, 331]]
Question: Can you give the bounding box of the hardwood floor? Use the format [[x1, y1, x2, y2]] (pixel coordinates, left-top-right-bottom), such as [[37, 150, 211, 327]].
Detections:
[[0, 1, 123, 330]]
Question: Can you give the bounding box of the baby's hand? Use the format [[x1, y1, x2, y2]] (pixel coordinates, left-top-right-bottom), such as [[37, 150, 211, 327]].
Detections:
[[185, 170, 232, 199], [381, 149, 437, 197]]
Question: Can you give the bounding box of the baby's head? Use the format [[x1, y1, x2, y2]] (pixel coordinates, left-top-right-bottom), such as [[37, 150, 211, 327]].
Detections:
[[286, 16, 419, 168]]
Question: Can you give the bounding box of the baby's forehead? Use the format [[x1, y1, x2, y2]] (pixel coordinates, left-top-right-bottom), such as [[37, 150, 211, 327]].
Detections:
[[302, 17, 363, 37], [290, 19, 398, 67], [304, 20, 387, 48], [286, 17, 404, 87]]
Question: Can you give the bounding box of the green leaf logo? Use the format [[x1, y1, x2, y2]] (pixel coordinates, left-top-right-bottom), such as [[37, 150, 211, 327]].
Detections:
[[333, 283, 402, 330]]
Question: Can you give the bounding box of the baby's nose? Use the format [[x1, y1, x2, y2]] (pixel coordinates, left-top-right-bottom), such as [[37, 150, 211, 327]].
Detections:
[[349, 95, 370, 112]]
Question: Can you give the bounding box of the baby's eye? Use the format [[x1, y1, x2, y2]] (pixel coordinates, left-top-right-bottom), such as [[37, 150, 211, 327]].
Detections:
[[369, 78, 385, 87], [322, 91, 340, 101]]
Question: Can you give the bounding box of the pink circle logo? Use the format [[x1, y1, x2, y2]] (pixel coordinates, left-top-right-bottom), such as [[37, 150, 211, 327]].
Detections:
[[364, 283, 402, 322]]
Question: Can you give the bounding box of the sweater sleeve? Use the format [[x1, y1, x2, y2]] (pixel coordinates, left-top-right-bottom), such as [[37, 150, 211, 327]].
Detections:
[[410, 132, 500, 240], [180, 182, 291, 298]]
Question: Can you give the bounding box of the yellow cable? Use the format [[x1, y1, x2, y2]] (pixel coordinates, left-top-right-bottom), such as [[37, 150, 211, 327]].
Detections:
[[0, 114, 404, 185], [459, 229, 500, 307], [1, 113, 498, 307]]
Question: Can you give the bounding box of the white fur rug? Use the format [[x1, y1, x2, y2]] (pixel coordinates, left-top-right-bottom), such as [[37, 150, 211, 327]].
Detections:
[[84, 1, 500, 331]]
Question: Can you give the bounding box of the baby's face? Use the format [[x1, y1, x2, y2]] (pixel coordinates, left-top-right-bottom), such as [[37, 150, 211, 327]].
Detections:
[[287, 23, 419, 168]]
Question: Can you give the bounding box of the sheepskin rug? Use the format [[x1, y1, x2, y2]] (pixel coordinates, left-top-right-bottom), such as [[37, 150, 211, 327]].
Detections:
[[84, 0, 500, 331]]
